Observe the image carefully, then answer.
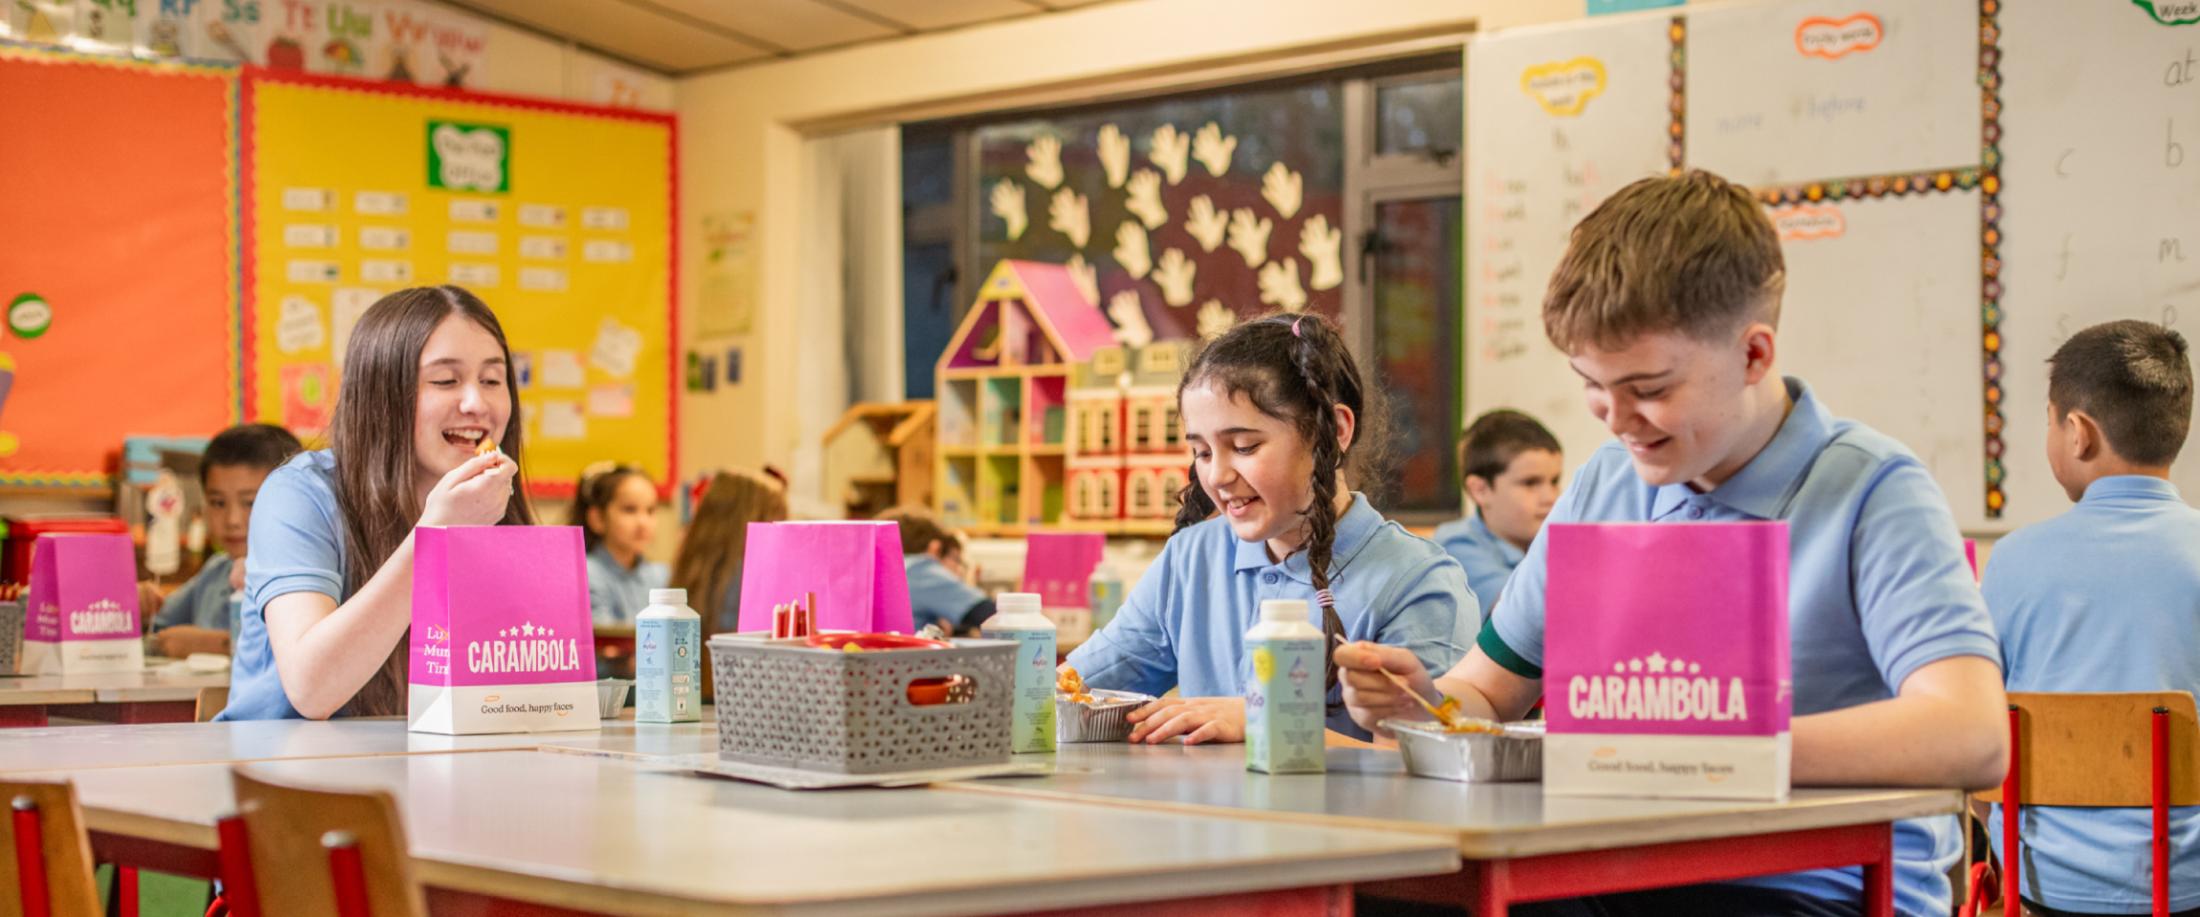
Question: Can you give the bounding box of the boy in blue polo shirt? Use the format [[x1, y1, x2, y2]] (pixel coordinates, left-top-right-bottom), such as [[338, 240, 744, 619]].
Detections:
[[1985, 320, 2200, 917], [879, 506, 995, 635], [1338, 170, 2007, 917], [1433, 409, 1562, 618]]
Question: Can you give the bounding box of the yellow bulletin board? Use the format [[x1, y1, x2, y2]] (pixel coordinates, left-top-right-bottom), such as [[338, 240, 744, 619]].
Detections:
[[242, 69, 675, 498]]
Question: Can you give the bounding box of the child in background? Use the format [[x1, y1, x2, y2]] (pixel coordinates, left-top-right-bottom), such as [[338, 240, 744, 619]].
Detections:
[[1433, 409, 1562, 618], [1338, 171, 2006, 917], [220, 285, 530, 721], [572, 462, 668, 625], [1985, 320, 2199, 917], [669, 468, 788, 633], [141, 423, 303, 658], [1065, 313, 1476, 744], [878, 505, 993, 635]]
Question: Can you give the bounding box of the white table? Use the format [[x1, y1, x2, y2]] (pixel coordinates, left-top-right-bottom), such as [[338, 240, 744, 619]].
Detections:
[[0, 716, 716, 773], [945, 741, 1964, 916], [37, 750, 1462, 916], [0, 667, 231, 726]]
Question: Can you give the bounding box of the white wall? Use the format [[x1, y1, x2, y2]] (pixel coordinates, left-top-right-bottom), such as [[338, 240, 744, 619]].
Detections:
[[672, 0, 1586, 485]]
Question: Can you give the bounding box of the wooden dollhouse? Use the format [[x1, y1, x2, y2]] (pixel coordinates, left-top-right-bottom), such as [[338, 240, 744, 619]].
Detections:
[[1066, 338, 1193, 535], [933, 260, 1118, 535], [821, 400, 936, 520]]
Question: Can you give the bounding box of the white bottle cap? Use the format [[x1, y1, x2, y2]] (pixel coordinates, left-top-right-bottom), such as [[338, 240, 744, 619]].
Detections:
[[649, 588, 687, 606], [996, 592, 1042, 616], [1260, 598, 1309, 625]]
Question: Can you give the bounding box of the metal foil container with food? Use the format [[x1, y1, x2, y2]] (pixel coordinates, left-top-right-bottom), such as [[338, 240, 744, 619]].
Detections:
[[1383, 718, 1544, 783], [1056, 689, 1153, 743]]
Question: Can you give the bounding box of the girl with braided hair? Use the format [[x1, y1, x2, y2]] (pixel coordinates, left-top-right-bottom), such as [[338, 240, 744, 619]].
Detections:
[[1061, 313, 1479, 742]]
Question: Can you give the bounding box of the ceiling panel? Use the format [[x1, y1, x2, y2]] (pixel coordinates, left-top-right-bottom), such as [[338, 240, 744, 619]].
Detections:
[[444, 0, 1124, 75], [449, 0, 774, 71], [649, 0, 901, 51], [831, 0, 1042, 31]]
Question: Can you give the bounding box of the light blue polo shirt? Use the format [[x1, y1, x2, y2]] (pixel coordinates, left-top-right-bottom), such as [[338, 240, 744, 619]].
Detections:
[[1066, 493, 1477, 739], [1986, 475, 2200, 914], [1483, 378, 2000, 917], [586, 544, 669, 626], [220, 451, 346, 721], [1433, 513, 1523, 619], [904, 554, 987, 632], [147, 552, 241, 647]]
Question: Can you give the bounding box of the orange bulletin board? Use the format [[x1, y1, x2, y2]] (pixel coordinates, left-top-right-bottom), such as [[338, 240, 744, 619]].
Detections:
[[0, 48, 240, 489], [242, 70, 676, 498]]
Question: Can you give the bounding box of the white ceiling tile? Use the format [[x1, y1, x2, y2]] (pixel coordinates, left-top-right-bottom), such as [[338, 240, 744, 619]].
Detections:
[[649, 0, 900, 51], [449, 0, 771, 72], [831, 0, 1038, 30]]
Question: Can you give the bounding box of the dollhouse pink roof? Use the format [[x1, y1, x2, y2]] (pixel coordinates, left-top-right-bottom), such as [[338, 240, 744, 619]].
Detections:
[[1003, 260, 1116, 363]]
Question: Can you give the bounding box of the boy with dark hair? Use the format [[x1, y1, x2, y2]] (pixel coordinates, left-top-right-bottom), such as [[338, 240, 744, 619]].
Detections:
[[1985, 320, 2199, 917], [877, 505, 994, 635], [1435, 409, 1563, 617], [144, 423, 304, 658], [1339, 170, 2007, 916]]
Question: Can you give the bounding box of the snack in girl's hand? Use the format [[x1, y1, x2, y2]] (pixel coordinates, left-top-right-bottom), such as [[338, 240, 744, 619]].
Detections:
[[1056, 666, 1095, 704], [475, 436, 500, 457]]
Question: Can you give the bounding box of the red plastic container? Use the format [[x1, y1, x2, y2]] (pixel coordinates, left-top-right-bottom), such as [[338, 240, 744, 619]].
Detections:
[[3, 516, 127, 584]]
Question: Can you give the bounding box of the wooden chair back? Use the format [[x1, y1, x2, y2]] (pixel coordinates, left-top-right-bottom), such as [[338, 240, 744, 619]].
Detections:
[[0, 779, 102, 917], [227, 767, 427, 917], [1976, 691, 2200, 807], [193, 686, 229, 723]]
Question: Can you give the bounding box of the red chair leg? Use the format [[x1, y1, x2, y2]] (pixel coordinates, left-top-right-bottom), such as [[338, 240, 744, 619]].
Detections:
[[2006, 706, 2022, 917], [214, 816, 261, 917], [118, 865, 139, 917], [325, 830, 372, 917], [2154, 707, 2171, 917], [1964, 861, 1992, 917], [12, 796, 51, 917]]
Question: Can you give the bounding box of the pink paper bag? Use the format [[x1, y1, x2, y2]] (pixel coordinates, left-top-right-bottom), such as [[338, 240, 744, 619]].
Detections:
[[24, 533, 144, 674], [736, 521, 913, 634], [1021, 533, 1105, 608], [1543, 522, 1791, 800], [408, 526, 599, 735]]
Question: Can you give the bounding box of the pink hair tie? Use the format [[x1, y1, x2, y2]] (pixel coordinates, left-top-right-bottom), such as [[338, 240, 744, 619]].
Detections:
[[1292, 316, 1305, 337]]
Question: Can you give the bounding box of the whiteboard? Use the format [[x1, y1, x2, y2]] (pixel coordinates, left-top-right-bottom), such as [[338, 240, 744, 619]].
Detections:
[[1687, 0, 1979, 187], [1773, 191, 1984, 511], [1996, 3, 2200, 527], [1464, 12, 1675, 470]]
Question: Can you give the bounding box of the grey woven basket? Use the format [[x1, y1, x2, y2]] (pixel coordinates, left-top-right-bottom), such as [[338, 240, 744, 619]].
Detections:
[[707, 634, 1016, 775], [0, 602, 22, 676]]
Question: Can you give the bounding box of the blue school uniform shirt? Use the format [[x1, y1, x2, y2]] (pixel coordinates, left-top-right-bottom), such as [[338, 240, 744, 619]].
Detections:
[[148, 553, 241, 646], [1065, 493, 1477, 740], [220, 451, 347, 721], [585, 544, 669, 626], [1985, 476, 2200, 914], [1481, 378, 2000, 917], [905, 554, 987, 632], [1432, 513, 1523, 619]]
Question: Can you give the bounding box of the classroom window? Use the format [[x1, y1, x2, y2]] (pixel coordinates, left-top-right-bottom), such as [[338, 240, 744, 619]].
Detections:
[[1352, 67, 1463, 523], [1367, 197, 1463, 518], [902, 56, 1463, 523], [902, 128, 967, 400]]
